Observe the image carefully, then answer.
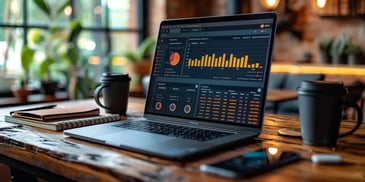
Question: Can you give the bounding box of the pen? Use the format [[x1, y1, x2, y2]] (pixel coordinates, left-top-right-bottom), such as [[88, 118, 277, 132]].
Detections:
[[10, 104, 57, 116]]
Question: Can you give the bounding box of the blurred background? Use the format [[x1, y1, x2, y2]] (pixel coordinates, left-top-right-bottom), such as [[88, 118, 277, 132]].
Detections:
[[0, 0, 364, 98]]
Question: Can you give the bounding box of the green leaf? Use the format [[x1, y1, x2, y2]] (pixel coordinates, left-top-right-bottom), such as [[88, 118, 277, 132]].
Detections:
[[21, 47, 35, 72], [138, 37, 156, 58], [49, 25, 64, 34], [68, 20, 82, 43], [39, 59, 48, 78], [330, 33, 350, 56], [67, 46, 79, 66], [39, 58, 56, 79], [33, 0, 51, 17], [56, 0, 72, 17], [27, 29, 46, 46], [122, 50, 141, 63]]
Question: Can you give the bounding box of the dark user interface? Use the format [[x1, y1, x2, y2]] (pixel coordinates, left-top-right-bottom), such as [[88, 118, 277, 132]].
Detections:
[[146, 18, 274, 127]]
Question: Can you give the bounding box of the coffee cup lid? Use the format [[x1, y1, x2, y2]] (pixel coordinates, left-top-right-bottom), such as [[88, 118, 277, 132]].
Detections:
[[100, 72, 131, 81], [298, 80, 346, 94]]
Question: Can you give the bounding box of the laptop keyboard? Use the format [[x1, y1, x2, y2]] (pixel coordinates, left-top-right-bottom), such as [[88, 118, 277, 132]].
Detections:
[[113, 120, 234, 142]]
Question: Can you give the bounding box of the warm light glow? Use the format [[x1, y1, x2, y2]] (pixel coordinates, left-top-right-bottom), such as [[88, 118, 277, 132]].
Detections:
[[267, 147, 279, 155], [94, 6, 102, 14], [64, 5, 72, 16], [316, 0, 327, 8], [111, 57, 128, 66], [266, 0, 278, 7], [88, 56, 101, 65], [260, 0, 280, 10], [271, 64, 365, 76]]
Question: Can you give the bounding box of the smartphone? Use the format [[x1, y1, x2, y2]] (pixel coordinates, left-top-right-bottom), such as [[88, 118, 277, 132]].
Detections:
[[199, 147, 301, 178]]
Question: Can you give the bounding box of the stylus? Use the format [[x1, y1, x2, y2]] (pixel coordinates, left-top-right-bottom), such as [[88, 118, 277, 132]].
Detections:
[[10, 104, 57, 116]]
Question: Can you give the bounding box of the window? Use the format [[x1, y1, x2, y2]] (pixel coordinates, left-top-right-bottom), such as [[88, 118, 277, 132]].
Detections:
[[0, 0, 145, 84]]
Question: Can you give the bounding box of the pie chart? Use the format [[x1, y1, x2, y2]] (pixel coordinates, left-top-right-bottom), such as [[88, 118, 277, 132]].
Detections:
[[169, 52, 180, 66]]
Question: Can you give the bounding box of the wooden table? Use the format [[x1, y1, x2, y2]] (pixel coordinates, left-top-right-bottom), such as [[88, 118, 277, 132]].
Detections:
[[0, 98, 365, 181]]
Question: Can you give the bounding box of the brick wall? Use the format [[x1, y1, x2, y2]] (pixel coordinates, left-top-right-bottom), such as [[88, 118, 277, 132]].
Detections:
[[250, 1, 365, 64], [148, 0, 365, 64], [148, 0, 226, 36]]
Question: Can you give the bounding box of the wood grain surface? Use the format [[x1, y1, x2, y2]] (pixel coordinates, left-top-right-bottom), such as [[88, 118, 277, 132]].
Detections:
[[0, 97, 364, 182]]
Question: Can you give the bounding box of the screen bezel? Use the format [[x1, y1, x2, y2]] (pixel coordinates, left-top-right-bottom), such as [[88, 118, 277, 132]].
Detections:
[[144, 12, 277, 129]]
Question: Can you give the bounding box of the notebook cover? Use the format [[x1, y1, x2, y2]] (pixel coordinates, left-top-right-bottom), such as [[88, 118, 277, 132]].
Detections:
[[11, 105, 100, 121]]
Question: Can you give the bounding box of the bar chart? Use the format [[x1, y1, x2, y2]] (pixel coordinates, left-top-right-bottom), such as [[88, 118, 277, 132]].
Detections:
[[187, 53, 262, 69]]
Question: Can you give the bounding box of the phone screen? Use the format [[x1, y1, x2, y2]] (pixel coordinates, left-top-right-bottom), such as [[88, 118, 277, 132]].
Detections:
[[200, 147, 301, 178]]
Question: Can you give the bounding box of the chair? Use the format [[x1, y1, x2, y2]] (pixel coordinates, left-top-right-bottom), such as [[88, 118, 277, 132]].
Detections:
[[265, 73, 287, 113], [276, 74, 325, 115], [267, 73, 287, 90]]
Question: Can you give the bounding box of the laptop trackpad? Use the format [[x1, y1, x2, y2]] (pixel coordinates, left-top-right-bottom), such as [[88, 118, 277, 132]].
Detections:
[[98, 130, 173, 147]]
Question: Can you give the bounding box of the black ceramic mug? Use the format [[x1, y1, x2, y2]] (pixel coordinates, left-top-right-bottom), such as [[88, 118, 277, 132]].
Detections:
[[297, 80, 363, 146], [94, 73, 131, 115]]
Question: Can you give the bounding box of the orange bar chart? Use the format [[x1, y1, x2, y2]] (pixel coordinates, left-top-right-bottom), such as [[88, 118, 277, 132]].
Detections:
[[187, 53, 262, 69]]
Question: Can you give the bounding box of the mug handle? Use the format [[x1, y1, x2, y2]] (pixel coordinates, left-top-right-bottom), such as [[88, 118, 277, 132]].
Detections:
[[338, 101, 363, 138], [94, 84, 111, 110]]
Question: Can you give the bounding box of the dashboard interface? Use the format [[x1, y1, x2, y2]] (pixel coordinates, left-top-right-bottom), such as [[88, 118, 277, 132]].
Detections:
[[145, 16, 275, 127]]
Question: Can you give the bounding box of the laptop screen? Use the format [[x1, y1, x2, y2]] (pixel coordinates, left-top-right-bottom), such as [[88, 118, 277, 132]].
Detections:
[[145, 13, 277, 128]]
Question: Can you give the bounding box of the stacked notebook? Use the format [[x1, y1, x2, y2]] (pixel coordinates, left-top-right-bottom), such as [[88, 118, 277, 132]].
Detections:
[[5, 105, 120, 131]]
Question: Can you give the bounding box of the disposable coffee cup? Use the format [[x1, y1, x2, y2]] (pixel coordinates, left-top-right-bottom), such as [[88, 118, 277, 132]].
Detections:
[[298, 80, 362, 146], [94, 73, 131, 115]]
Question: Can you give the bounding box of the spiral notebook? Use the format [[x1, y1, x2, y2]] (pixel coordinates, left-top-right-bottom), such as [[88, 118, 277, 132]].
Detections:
[[5, 114, 120, 131], [5, 105, 120, 131]]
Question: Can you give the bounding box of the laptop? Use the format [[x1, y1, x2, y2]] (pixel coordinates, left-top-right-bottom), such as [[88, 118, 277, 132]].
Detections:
[[64, 12, 277, 160]]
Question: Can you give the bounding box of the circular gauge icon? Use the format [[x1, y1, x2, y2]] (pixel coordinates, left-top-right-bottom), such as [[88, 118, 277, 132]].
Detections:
[[155, 102, 162, 110], [169, 52, 180, 66], [169, 103, 177, 112], [184, 105, 192, 114]]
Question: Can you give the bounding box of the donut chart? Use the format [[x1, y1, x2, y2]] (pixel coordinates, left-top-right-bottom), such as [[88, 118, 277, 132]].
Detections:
[[169, 52, 180, 66], [155, 102, 162, 110], [169, 103, 177, 112]]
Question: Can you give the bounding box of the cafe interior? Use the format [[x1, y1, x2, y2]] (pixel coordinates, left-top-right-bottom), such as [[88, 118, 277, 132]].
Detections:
[[0, 0, 365, 181]]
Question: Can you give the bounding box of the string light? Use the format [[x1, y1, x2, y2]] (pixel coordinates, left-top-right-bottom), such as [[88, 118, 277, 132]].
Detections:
[[260, 0, 280, 10], [64, 5, 72, 16], [315, 0, 327, 8]]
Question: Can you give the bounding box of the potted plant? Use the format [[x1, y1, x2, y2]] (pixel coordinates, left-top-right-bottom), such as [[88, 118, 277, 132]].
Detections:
[[30, 0, 74, 95], [11, 47, 35, 100], [31, 0, 92, 100], [120, 37, 156, 92], [345, 40, 363, 65], [318, 36, 333, 64], [330, 33, 349, 64], [64, 21, 96, 100]]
